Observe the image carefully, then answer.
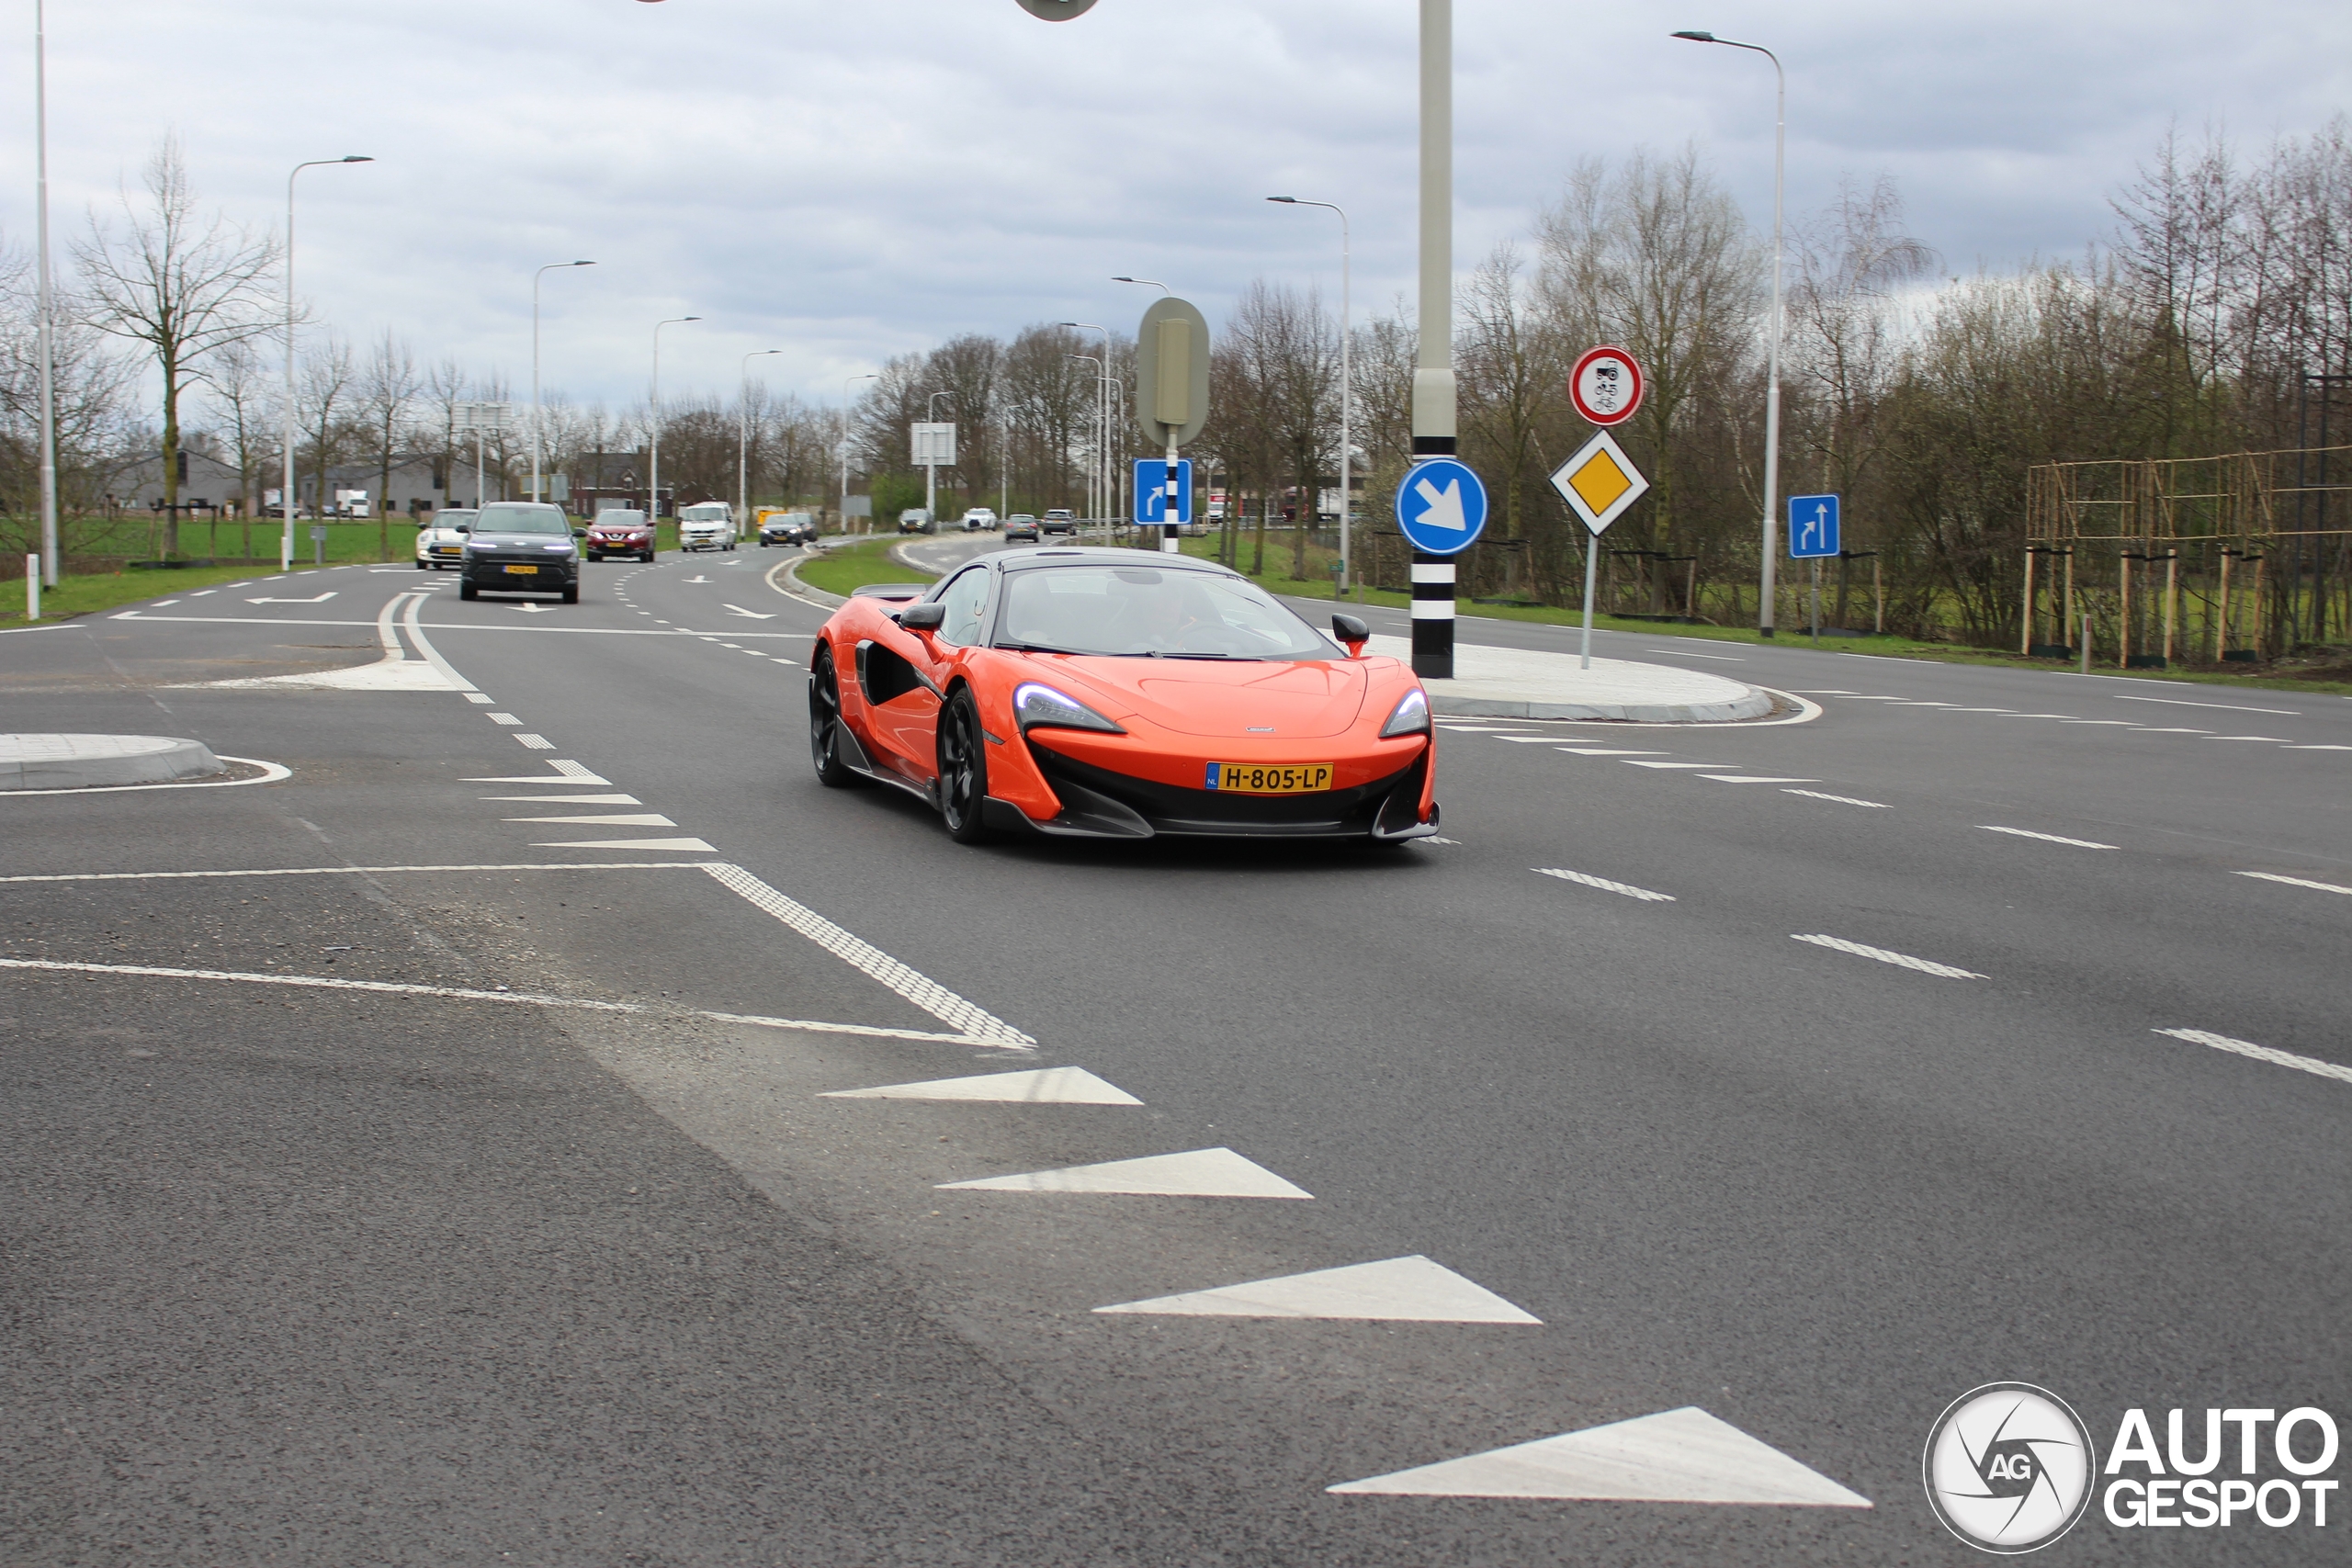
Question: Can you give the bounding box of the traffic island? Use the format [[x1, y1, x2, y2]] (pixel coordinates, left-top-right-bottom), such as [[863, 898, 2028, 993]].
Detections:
[[1366, 637, 1775, 723], [1, 733, 229, 791]]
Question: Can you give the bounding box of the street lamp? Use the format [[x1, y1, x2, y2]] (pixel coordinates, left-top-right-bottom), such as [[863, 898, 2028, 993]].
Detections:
[[531, 260, 594, 504], [1112, 276, 1170, 296], [740, 349, 785, 525], [33, 0, 58, 591], [1269, 197, 1353, 599], [649, 315, 700, 527], [1065, 354, 1105, 522], [1061, 321, 1114, 530], [1674, 28, 1785, 636], [842, 372, 877, 531], [922, 389, 954, 525], [281, 155, 372, 570]]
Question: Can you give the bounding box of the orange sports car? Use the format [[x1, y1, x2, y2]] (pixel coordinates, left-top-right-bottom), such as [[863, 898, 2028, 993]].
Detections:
[[806, 548, 1438, 844]]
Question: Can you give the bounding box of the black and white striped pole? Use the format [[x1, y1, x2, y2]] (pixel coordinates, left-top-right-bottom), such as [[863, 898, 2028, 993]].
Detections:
[[1134, 297, 1211, 554]]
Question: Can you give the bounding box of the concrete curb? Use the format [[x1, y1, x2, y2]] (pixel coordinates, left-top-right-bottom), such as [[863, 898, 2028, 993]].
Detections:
[[774, 545, 847, 610], [1, 733, 227, 790], [1426, 687, 1777, 724]]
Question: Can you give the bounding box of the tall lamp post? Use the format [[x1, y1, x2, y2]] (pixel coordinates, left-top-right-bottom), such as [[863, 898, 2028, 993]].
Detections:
[[1674, 28, 1785, 636], [531, 260, 594, 504], [1112, 276, 1170, 296], [33, 0, 59, 590], [842, 372, 876, 532], [740, 348, 784, 525], [1268, 197, 1353, 598], [281, 155, 371, 570], [1061, 321, 1113, 531], [1066, 354, 1104, 522], [648, 315, 700, 525]]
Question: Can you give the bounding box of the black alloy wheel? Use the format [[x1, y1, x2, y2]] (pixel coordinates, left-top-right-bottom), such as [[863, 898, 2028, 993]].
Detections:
[[936, 688, 995, 843], [808, 646, 860, 788], [459, 581, 479, 601], [560, 583, 579, 605]]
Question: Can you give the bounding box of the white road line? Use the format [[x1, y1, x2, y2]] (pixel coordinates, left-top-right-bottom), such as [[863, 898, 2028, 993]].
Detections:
[[1979, 825, 2119, 850], [1700, 775, 1819, 784], [508, 813, 678, 827], [0, 863, 715, 885], [0, 956, 992, 1046], [1783, 789, 1890, 807], [488, 713, 522, 725], [2129, 726, 2211, 733], [1622, 761, 1724, 770], [1534, 867, 1675, 902], [2058, 719, 2138, 726], [0, 758, 292, 796], [2115, 694, 2301, 716], [1828, 694, 1906, 701], [464, 693, 494, 705], [1785, 690, 1860, 695], [480, 794, 642, 805], [1992, 713, 2077, 719], [2204, 735, 2292, 743], [514, 734, 555, 750], [1647, 649, 1745, 661], [2288, 744, 2352, 750], [1555, 749, 1666, 757], [1791, 934, 1984, 978], [396, 594, 480, 692], [2154, 1029, 2352, 1085], [2237, 870, 2352, 897], [703, 863, 1035, 1049]]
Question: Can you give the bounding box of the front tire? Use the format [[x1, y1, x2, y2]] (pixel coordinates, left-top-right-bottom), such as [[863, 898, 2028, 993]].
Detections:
[[809, 646, 861, 788], [459, 581, 479, 602], [937, 689, 996, 844], [415, 559, 427, 570], [560, 583, 579, 605]]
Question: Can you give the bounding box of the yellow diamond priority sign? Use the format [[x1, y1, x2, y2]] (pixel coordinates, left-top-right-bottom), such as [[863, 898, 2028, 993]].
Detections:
[[1550, 430, 1649, 536]]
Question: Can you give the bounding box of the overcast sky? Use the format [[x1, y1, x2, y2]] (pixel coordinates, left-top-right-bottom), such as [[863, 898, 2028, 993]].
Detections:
[[6, 0, 2349, 420]]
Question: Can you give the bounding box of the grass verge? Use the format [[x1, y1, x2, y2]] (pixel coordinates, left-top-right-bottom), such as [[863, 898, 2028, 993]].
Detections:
[[0, 559, 352, 626], [793, 537, 939, 599]]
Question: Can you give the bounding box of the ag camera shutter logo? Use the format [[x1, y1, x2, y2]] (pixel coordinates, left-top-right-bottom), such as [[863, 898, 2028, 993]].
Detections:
[[1923, 1383, 2097, 1553]]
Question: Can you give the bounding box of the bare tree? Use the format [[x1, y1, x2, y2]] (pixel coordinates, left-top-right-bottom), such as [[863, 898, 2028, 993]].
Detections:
[[201, 336, 276, 558], [297, 334, 356, 522], [356, 331, 421, 554], [72, 136, 281, 554], [1457, 243, 1567, 597]]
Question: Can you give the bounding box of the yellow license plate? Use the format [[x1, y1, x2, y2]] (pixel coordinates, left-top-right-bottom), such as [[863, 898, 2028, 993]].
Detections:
[[1206, 761, 1332, 795], [502, 564, 539, 575]]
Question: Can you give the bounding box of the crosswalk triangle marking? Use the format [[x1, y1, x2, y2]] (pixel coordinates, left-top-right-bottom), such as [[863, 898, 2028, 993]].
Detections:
[[1095, 1255, 1538, 1323], [1328, 1406, 1871, 1506], [530, 837, 715, 852], [938, 1146, 1310, 1199], [823, 1066, 1142, 1105]]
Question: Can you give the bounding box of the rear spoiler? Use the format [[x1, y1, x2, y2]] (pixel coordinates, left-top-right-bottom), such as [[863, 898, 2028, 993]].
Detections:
[[851, 583, 929, 603]]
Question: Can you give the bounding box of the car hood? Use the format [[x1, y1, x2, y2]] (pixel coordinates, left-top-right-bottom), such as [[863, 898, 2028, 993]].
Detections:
[[1035, 654, 1372, 739]]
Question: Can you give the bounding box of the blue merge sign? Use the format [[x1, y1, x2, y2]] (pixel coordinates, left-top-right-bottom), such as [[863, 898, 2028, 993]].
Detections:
[[1133, 458, 1193, 525], [1788, 493, 1840, 558], [1394, 457, 1488, 555]]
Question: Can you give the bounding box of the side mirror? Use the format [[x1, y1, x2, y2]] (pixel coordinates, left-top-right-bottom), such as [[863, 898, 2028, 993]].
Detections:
[[898, 601, 947, 633], [453, 525, 470, 535], [1333, 613, 1371, 658], [572, 527, 587, 538]]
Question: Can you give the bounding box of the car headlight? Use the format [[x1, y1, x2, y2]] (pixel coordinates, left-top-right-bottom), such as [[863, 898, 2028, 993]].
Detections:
[[1013, 682, 1125, 736], [1379, 687, 1430, 738]]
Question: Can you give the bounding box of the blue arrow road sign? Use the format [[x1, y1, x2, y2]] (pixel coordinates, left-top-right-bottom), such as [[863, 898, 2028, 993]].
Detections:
[[1133, 458, 1193, 525], [1788, 493, 1840, 558], [1394, 457, 1488, 555]]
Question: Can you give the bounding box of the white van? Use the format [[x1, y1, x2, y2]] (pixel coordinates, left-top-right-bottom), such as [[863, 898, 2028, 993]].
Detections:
[[677, 502, 736, 551]]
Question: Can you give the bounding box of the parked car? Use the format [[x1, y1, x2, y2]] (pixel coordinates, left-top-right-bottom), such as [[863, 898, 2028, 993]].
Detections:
[[1003, 513, 1041, 542], [1040, 508, 1078, 536], [458, 502, 582, 604], [677, 502, 737, 551], [584, 509, 656, 562], [759, 511, 820, 547], [961, 508, 999, 533], [899, 508, 937, 536], [414, 509, 475, 570]]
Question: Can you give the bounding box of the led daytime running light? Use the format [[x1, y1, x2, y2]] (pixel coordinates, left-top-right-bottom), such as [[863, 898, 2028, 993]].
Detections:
[[1380, 687, 1431, 738], [1013, 682, 1125, 735]]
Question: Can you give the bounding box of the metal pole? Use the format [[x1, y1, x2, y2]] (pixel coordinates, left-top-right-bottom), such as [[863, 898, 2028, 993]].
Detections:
[[842, 372, 876, 533], [531, 261, 593, 504], [650, 316, 698, 529], [34, 0, 60, 588], [280, 156, 369, 570], [740, 349, 781, 526], [1579, 533, 1599, 669], [1410, 0, 1458, 679]]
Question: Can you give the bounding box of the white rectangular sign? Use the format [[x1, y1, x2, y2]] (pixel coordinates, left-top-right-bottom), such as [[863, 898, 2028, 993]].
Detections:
[[911, 422, 957, 467]]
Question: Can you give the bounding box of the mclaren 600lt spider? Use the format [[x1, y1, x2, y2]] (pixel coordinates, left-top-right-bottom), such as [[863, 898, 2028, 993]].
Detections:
[[806, 548, 1438, 845]]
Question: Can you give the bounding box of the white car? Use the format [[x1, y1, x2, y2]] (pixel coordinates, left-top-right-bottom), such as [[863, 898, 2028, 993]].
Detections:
[[415, 509, 475, 570], [676, 502, 737, 551], [960, 508, 999, 533]]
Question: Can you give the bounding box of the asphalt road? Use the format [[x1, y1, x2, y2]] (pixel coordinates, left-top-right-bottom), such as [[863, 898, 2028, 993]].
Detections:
[[3, 543, 2345, 1565]]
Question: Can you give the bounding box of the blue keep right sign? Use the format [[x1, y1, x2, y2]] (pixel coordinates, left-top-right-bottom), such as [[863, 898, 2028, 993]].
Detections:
[[1394, 458, 1488, 555], [1788, 493, 1840, 558]]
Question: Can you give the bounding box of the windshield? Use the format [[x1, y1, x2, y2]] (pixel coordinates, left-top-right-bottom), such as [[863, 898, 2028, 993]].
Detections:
[[680, 504, 729, 522], [473, 504, 570, 536], [996, 564, 1334, 660], [594, 512, 647, 527]]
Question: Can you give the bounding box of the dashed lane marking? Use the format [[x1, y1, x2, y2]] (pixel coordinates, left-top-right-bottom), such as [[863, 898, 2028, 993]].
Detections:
[[1783, 789, 1890, 808], [509, 813, 678, 827], [939, 1147, 1309, 1198], [465, 761, 612, 784], [488, 713, 523, 725], [514, 734, 556, 750], [481, 794, 642, 805], [0, 956, 994, 1045], [1700, 775, 1819, 784], [1534, 868, 1675, 902], [2153, 1028, 2352, 1085], [1791, 934, 1985, 978], [2237, 870, 2352, 897], [1329, 1406, 1871, 1506], [533, 836, 714, 852], [1096, 1256, 1540, 1324], [1620, 761, 1722, 770], [2205, 735, 2294, 743], [1978, 825, 2119, 850], [1553, 749, 1666, 757], [2114, 694, 2301, 716]]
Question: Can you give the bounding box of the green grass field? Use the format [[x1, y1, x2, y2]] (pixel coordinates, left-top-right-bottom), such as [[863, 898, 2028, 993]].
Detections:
[[791, 537, 939, 599]]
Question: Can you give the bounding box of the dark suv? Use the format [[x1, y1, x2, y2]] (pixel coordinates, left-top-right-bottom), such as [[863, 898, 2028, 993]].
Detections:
[[458, 502, 583, 604]]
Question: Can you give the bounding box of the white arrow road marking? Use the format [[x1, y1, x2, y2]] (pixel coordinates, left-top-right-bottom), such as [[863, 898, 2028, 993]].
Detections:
[[1329, 1407, 1871, 1506], [511, 604, 554, 614], [822, 1066, 1141, 1105], [245, 592, 337, 604], [938, 1147, 1310, 1199], [2153, 1028, 2352, 1085], [1535, 867, 1675, 902], [1411, 475, 1468, 530], [1096, 1256, 1540, 1324], [682, 574, 710, 583], [721, 604, 776, 619], [1792, 934, 1984, 978]]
